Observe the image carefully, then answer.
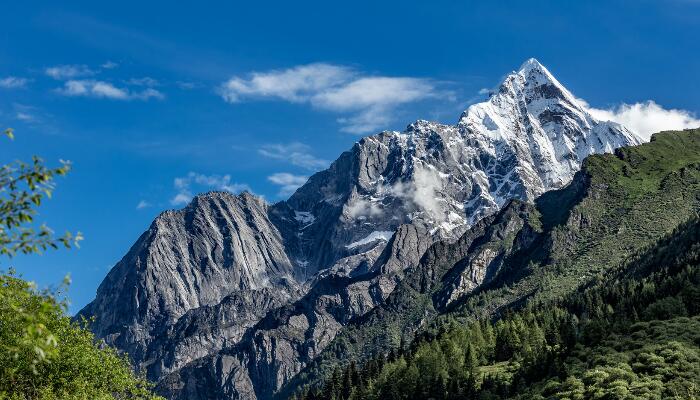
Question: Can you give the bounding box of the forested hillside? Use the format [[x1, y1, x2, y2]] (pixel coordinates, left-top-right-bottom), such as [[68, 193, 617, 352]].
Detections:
[[294, 129, 700, 399]]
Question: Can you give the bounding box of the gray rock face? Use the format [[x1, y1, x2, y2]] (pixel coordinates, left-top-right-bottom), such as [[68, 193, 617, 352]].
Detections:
[[80, 192, 301, 369], [80, 59, 642, 400], [433, 201, 541, 309], [275, 199, 542, 397], [156, 223, 434, 400], [142, 287, 297, 379]]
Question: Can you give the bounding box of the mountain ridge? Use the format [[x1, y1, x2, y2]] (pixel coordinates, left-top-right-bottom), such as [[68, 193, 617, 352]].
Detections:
[[79, 58, 642, 399], [285, 128, 700, 398], [303, 130, 700, 399]]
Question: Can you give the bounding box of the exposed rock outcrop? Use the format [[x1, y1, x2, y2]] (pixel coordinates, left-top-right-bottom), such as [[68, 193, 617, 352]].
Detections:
[[80, 59, 641, 399]]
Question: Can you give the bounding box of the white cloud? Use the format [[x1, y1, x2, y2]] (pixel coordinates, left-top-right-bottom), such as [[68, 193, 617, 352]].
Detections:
[[136, 200, 151, 209], [377, 166, 447, 223], [11, 104, 42, 124], [176, 81, 199, 90], [45, 64, 95, 80], [15, 112, 34, 121], [267, 172, 308, 197], [0, 76, 29, 89], [582, 100, 700, 141], [411, 167, 445, 222], [312, 76, 438, 134], [89, 81, 127, 99], [61, 80, 127, 98], [478, 88, 491, 95], [220, 63, 353, 103], [219, 63, 442, 134], [58, 80, 164, 101], [342, 166, 447, 221], [127, 77, 159, 87], [170, 193, 192, 206], [132, 88, 165, 100], [344, 197, 383, 218], [311, 77, 435, 111], [337, 107, 393, 134], [101, 61, 119, 69], [171, 172, 250, 206], [258, 142, 329, 170]]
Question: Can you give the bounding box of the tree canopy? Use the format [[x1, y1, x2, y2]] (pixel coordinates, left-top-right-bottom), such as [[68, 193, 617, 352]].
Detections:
[[0, 129, 161, 400]]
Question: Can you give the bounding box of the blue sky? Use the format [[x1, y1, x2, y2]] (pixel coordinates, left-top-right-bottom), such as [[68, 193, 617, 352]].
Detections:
[[2, 0, 699, 313]]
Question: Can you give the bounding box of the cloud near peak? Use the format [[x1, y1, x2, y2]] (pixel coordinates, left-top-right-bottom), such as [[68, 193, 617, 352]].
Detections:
[[170, 172, 251, 206], [258, 142, 329, 171], [267, 172, 308, 197], [219, 63, 445, 134], [581, 99, 700, 141]]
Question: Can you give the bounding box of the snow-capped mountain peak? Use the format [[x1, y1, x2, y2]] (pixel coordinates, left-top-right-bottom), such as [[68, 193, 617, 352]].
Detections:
[[458, 58, 640, 192], [82, 59, 643, 400], [274, 59, 642, 279]]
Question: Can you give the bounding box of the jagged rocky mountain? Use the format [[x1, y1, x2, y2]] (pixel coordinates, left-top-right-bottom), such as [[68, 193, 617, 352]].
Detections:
[[298, 128, 700, 400], [79, 59, 641, 399]]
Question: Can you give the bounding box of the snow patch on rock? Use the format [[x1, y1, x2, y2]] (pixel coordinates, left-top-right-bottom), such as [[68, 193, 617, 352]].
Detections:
[[346, 231, 394, 249]]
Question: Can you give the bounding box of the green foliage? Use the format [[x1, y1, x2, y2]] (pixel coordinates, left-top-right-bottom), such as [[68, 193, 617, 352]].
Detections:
[[1, 132, 82, 256], [0, 272, 162, 399], [541, 319, 700, 400], [0, 129, 161, 399], [642, 296, 687, 321]]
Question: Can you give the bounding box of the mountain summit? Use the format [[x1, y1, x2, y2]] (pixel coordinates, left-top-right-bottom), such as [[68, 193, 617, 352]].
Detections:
[[80, 59, 641, 399], [277, 58, 640, 276], [460, 57, 639, 193]]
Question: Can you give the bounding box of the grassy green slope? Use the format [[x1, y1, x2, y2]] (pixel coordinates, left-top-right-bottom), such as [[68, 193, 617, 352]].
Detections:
[[456, 128, 700, 316]]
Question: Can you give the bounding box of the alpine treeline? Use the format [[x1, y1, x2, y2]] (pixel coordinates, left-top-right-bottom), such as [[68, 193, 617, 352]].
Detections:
[[297, 215, 700, 399]]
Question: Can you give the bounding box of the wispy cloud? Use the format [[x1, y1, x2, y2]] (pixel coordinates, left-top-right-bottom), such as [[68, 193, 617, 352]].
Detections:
[[15, 111, 34, 121], [58, 80, 164, 101], [136, 200, 151, 209], [61, 80, 127, 99], [0, 76, 30, 89], [315, 76, 438, 133], [8, 104, 59, 134], [39, 11, 237, 80], [12, 104, 40, 124], [582, 100, 700, 140], [267, 172, 308, 197], [258, 142, 329, 171], [45, 64, 96, 80], [101, 61, 119, 69], [176, 81, 201, 90], [220, 64, 353, 103], [127, 77, 159, 87], [311, 77, 435, 110], [171, 172, 250, 206], [219, 63, 445, 134]]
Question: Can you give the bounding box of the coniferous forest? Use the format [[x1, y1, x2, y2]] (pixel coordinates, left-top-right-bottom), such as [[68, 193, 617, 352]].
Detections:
[[300, 217, 700, 399]]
